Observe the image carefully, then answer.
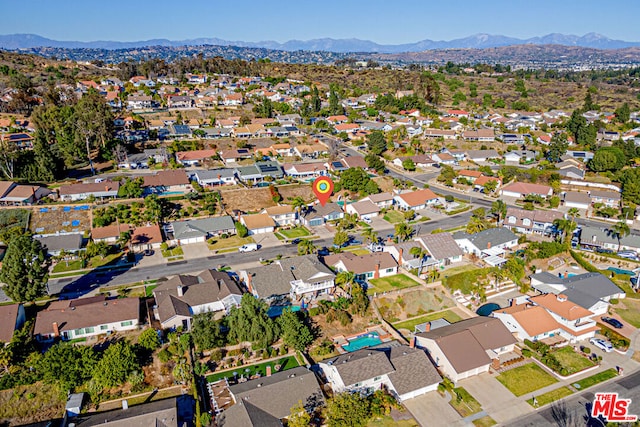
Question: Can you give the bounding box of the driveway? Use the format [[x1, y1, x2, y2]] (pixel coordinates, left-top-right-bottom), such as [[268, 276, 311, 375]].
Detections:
[[251, 232, 282, 249], [598, 313, 636, 339], [460, 373, 533, 424], [180, 242, 211, 260], [403, 391, 462, 427]]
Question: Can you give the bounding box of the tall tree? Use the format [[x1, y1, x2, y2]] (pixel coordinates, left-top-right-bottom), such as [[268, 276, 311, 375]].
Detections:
[[278, 309, 313, 352], [297, 239, 316, 255], [74, 89, 114, 175], [490, 200, 507, 225], [553, 218, 576, 247], [612, 221, 631, 251], [326, 392, 371, 427], [92, 340, 140, 389], [394, 223, 413, 242], [37, 343, 97, 391], [226, 294, 278, 349], [366, 131, 386, 155], [546, 132, 569, 162], [0, 234, 50, 302]]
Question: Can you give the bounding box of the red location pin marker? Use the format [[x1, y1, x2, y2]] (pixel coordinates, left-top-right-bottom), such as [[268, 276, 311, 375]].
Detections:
[[312, 176, 334, 206]]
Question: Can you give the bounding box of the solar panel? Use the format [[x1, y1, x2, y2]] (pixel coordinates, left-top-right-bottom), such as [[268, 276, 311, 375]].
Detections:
[[332, 161, 343, 168]]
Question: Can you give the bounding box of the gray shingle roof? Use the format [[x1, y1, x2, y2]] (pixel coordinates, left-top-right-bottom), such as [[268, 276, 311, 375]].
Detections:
[[387, 346, 441, 395], [531, 271, 624, 310], [195, 169, 236, 180], [419, 233, 463, 261], [172, 216, 235, 239], [303, 202, 343, 220], [35, 233, 84, 253], [328, 350, 395, 387], [453, 227, 517, 251]]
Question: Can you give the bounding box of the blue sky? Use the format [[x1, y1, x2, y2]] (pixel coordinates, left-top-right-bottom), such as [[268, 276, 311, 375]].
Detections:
[[4, 0, 640, 43]]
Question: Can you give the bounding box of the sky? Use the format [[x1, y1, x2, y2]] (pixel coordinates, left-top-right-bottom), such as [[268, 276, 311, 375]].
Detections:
[[3, 0, 640, 43]]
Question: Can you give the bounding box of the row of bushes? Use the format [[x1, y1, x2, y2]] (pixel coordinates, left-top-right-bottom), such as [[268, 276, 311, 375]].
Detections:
[[570, 250, 601, 273], [600, 326, 630, 350]]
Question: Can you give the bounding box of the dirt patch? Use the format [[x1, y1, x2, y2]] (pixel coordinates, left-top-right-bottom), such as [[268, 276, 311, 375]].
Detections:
[[376, 287, 455, 323], [372, 176, 395, 193], [221, 187, 275, 213], [30, 206, 91, 234], [279, 184, 315, 203], [0, 382, 65, 426], [311, 312, 378, 341]]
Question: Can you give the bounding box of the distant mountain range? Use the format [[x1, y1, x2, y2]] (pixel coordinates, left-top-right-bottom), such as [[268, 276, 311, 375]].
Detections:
[[1, 32, 640, 52]]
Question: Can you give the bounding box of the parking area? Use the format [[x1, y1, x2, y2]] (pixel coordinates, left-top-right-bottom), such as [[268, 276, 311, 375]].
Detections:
[[403, 391, 463, 427]]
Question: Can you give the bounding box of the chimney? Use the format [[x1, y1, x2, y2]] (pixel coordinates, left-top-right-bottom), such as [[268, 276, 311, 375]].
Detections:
[[177, 285, 185, 296], [424, 322, 431, 332], [122, 400, 128, 410], [398, 248, 403, 266], [52, 322, 60, 338], [487, 241, 492, 249], [247, 274, 254, 293], [409, 336, 416, 348], [266, 366, 272, 377], [509, 298, 515, 307], [374, 263, 380, 279], [557, 294, 568, 302]]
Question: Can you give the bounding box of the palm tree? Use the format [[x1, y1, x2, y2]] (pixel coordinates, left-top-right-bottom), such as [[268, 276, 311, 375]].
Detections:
[[553, 218, 576, 247], [567, 208, 580, 222], [612, 221, 631, 251], [335, 271, 355, 295], [297, 239, 316, 255], [291, 196, 307, 220], [490, 200, 507, 226], [395, 223, 413, 242], [491, 267, 506, 292], [410, 246, 428, 276], [466, 217, 489, 234], [362, 228, 378, 245]]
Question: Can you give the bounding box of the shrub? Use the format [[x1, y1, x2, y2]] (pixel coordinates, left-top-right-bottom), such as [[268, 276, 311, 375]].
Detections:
[[308, 307, 320, 316], [158, 349, 171, 363], [581, 346, 591, 354], [521, 348, 532, 358]]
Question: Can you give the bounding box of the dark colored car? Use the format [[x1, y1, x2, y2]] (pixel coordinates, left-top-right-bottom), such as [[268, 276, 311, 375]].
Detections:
[[317, 247, 330, 256], [291, 238, 301, 245], [601, 316, 623, 329]]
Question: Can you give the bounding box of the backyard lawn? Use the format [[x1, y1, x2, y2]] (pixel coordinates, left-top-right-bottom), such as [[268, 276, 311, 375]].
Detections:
[[552, 346, 596, 374], [496, 363, 558, 397], [572, 368, 618, 390], [368, 274, 421, 294], [526, 386, 573, 407], [614, 298, 640, 328], [383, 210, 405, 223], [277, 226, 311, 239], [208, 235, 255, 251], [393, 309, 464, 332], [206, 355, 299, 383]]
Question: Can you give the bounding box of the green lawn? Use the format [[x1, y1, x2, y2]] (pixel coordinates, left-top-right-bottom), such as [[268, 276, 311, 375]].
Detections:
[[368, 417, 418, 427], [52, 252, 123, 273], [614, 299, 640, 327], [443, 267, 491, 294], [526, 386, 573, 407], [161, 247, 184, 258], [449, 387, 482, 417], [393, 309, 464, 332], [383, 210, 405, 223], [572, 368, 618, 390], [368, 274, 421, 294], [208, 235, 255, 251], [552, 346, 596, 374], [443, 264, 480, 276], [278, 226, 311, 239], [145, 284, 159, 297], [206, 356, 299, 383], [472, 416, 497, 427], [496, 363, 558, 397]]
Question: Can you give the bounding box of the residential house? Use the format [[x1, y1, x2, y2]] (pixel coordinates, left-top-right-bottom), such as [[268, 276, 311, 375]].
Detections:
[[525, 293, 598, 342], [383, 241, 432, 270], [431, 152, 456, 166], [504, 150, 537, 163], [126, 95, 153, 110], [340, 156, 369, 170], [423, 129, 456, 139], [176, 149, 218, 166], [263, 205, 297, 227], [500, 182, 553, 199], [72, 396, 181, 427], [324, 252, 398, 281], [416, 233, 464, 267], [565, 151, 594, 162], [392, 155, 436, 169], [36, 233, 84, 256], [153, 270, 243, 330], [503, 207, 563, 235], [235, 162, 283, 185], [453, 227, 518, 257], [192, 169, 237, 187], [283, 163, 327, 180], [394, 189, 441, 211], [302, 202, 344, 227], [446, 109, 469, 118], [34, 296, 139, 342], [462, 129, 495, 141], [473, 175, 502, 191], [0, 184, 50, 205], [170, 216, 236, 245], [293, 143, 329, 159], [530, 272, 625, 316], [334, 123, 361, 134], [91, 224, 132, 244], [167, 124, 192, 138], [463, 150, 501, 163], [362, 192, 395, 209], [563, 191, 591, 211], [143, 170, 190, 194], [319, 341, 441, 402], [239, 255, 336, 303], [414, 317, 518, 383], [589, 190, 620, 208], [222, 93, 243, 106], [131, 224, 164, 252], [58, 181, 120, 201], [345, 200, 380, 220], [492, 303, 564, 342], [0, 303, 25, 344], [219, 149, 253, 165], [218, 366, 324, 427], [240, 213, 276, 235], [167, 95, 193, 109], [326, 115, 349, 124]]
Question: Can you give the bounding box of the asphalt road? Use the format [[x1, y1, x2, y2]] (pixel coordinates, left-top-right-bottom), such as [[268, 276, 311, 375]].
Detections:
[[507, 369, 640, 426]]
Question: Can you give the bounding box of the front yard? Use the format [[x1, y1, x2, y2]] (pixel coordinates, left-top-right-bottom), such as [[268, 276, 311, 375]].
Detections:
[[367, 274, 422, 294], [496, 363, 558, 397], [276, 226, 311, 240], [551, 346, 597, 375], [52, 252, 123, 273], [449, 387, 482, 417], [382, 210, 405, 224], [526, 386, 573, 407], [572, 368, 618, 390], [161, 246, 184, 258], [208, 235, 255, 251]]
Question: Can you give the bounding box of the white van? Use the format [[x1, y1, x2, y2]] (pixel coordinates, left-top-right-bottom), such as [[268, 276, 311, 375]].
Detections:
[[238, 243, 258, 253]]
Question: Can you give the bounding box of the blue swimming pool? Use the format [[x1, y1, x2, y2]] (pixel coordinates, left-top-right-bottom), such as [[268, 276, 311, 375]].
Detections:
[[342, 332, 382, 352], [267, 305, 301, 317], [607, 267, 635, 276]]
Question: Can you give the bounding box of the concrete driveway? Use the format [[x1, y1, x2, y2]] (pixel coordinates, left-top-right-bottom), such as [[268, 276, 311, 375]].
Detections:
[[180, 242, 211, 260], [403, 391, 463, 427], [460, 373, 533, 424], [251, 232, 282, 249]]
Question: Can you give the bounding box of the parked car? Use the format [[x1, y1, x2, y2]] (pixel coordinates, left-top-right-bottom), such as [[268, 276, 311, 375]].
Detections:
[[601, 316, 623, 329], [317, 246, 330, 256], [617, 250, 639, 261], [590, 337, 614, 353], [291, 238, 301, 245], [238, 243, 259, 253], [595, 248, 614, 254]]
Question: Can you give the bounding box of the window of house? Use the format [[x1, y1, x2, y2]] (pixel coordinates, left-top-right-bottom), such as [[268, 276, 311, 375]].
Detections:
[[374, 376, 381, 381], [385, 268, 394, 273], [100, 325, 108, 330], [121, 320, 134, 327]]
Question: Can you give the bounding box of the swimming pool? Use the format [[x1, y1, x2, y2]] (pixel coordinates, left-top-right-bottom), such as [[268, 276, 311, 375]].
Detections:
[[267, 305, 301, 317], [342, 331, 382, 352], [607, 267, 635, 276]]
